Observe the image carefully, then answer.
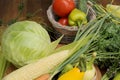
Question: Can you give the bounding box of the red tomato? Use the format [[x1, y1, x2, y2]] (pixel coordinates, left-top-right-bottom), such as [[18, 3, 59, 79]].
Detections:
[[58, 17, 68, 26], [52, 0, 75, 17]]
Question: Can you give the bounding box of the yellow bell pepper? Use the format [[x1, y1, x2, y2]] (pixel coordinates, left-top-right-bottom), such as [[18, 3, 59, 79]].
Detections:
[[58, 67, 84, 80], [106, 4, 120, 18]]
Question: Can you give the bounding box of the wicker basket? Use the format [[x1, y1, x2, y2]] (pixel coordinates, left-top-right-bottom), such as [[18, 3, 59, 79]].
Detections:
[[47, 1, 96, 44]]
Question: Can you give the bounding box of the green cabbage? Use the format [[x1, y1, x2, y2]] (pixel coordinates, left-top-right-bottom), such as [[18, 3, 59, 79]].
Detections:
[[1, 21, 61, 68]]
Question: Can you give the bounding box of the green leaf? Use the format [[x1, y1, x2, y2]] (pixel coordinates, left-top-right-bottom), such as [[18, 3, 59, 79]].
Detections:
[[0, 47, 8, 80], [43, 36, 63, 56], [78, 0, 88, 13]]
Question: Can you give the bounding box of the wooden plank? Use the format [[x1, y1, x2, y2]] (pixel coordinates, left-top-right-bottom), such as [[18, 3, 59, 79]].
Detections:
[[27, 0, 52, 25], [0, 0, 27, 24], [98, 0, 120, 6]]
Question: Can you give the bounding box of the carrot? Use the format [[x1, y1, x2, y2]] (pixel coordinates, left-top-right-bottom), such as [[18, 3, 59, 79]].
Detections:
[[35, 74, 50, 80]]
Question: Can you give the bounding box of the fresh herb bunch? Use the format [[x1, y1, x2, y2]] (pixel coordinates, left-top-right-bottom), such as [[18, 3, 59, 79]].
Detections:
[[96, 22, 120, 52], [84, 4, 120, 80], [96, 20, 120, 80], [89, 19, 120, 67]]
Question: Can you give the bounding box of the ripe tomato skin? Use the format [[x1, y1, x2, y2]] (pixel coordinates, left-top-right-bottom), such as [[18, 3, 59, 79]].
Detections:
[[58, 17, 68, 26], [52, 0, 75, 17]]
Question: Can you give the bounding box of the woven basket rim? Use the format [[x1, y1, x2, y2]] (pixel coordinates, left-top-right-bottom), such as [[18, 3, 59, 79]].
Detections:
[[47, 5, 78, 32], [47, 4, 96, 32]]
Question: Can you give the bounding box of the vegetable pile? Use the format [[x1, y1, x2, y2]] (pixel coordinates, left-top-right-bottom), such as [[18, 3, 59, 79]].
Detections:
[[91, 3, 120, 80], [52, 0, 87, 27], [1, 0, 120, 80]]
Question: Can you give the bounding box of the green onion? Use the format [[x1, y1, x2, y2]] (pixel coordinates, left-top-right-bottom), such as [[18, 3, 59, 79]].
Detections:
[[0, 47, 9, 80]]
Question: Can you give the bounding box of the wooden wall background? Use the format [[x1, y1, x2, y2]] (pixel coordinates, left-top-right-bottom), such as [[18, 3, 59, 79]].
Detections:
[[0, 0, 52, 25], [0, 0, 120, 25]]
